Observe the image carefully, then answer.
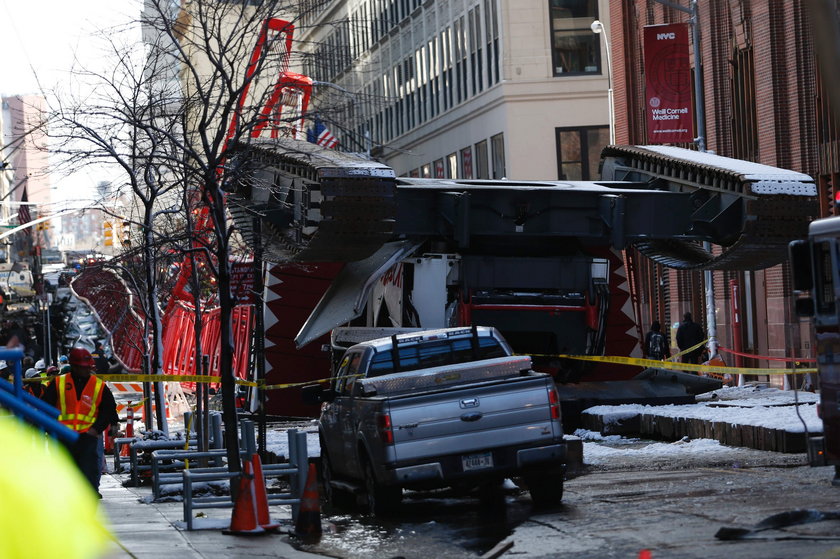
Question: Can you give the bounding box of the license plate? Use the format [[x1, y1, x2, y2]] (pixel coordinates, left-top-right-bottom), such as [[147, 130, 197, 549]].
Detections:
[[462, 451, 493, 471]]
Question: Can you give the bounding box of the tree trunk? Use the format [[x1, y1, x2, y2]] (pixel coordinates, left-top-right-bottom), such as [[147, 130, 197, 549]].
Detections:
[[144, 205, 168, 435], [209, 185, 241, 474]]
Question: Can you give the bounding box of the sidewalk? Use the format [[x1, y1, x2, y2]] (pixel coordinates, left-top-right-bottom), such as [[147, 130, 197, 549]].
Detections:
[[98, 468, 326, 559]]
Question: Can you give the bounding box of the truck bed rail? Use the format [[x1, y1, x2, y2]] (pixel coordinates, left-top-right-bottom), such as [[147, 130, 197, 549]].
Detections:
[[358, 355, 533, 396]]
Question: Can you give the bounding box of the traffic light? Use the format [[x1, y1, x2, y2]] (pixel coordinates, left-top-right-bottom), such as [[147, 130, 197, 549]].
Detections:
[[103, 221, 113, 247], [121, 220, 131, 247]]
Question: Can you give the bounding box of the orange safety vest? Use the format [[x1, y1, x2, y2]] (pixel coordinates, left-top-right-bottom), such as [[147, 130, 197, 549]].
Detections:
[[56, 374, 105, 432]]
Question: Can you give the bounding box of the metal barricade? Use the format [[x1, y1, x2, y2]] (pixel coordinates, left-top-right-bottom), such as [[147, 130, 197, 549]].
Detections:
[[181, 429, 309, 530]]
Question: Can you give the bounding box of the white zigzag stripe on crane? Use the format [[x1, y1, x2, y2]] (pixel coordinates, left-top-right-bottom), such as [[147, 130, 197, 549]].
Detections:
[[610, 249, 643, 358], [263, 270, 285, 353]]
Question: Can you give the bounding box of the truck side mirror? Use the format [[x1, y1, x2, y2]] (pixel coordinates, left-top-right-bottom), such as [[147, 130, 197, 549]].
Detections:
[[795, 297, 815, 317], [789, 240, 813, 292]]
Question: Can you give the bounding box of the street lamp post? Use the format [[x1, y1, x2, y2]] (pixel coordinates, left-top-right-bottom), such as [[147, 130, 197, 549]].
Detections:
[[591, 20, 615, 145]]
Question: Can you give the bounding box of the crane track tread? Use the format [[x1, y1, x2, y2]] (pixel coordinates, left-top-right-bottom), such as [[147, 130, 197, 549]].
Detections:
[[601, 145, 819, 270], [228, 138, 397, 262]]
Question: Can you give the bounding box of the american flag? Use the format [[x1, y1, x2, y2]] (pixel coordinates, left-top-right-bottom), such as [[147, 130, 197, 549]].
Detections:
[[307, 119, 338, 149], [18, 184, 31, 235]]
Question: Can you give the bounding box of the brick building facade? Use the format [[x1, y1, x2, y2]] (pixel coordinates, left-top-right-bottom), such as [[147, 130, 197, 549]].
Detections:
[[612, 1, 839, 373]]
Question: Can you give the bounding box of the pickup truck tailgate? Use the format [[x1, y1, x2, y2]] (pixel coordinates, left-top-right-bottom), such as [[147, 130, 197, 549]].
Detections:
[[386, 374, 559, 463]]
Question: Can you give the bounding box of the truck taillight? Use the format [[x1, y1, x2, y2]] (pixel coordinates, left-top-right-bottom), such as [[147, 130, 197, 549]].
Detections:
[[548, 387, 560, 420], [377, 413, 394, 445]]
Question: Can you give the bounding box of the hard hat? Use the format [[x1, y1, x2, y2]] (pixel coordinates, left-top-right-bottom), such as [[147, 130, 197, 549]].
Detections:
[[24, 368, 39, 379], [34, 359, 45, 370], [68, 347, 95, 368], [0, 361, 6, 370], [58, 355, 68, 364], [45, 366, 59, 376]]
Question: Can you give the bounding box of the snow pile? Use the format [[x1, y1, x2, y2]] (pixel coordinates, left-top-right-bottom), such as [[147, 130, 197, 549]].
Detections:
[[584, 385, 821, 433]]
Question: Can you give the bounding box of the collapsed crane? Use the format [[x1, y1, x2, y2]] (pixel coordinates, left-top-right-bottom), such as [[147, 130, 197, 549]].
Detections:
[[70, 13, 819, 426], [223, 137, 818, 419]]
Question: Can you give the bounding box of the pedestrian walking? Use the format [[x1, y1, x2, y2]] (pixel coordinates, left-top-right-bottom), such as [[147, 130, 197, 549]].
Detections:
[[644, 321, 670, 360], [676, 312, 705, 364], [41, 347, 119, 497]]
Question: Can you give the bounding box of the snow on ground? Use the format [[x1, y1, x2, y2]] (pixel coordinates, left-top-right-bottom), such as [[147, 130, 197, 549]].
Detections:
[[584, 385, 821, 433], [575, 385, 819, 470], [263, 419, 321, 459]]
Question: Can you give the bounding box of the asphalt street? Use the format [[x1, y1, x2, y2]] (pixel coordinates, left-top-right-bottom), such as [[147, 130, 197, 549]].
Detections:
[[503, 463, 840, 559]]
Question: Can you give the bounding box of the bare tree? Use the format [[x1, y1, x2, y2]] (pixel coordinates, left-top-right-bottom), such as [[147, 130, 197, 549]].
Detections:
[[49, 0, 326, 470]]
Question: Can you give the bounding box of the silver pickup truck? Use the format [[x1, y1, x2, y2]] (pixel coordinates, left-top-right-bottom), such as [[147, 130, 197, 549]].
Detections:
[[303, 326, 567, 515]]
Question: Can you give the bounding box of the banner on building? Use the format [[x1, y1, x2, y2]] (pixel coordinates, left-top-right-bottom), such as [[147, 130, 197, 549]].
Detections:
[[643, 23, 693, 144]]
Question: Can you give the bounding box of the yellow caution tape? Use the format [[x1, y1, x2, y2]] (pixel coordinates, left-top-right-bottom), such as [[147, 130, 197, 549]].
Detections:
[[531, 353, 817, 376], [262, 373, 363, 392], [666, 338, 709, 362], [96, 374, 260, 387]]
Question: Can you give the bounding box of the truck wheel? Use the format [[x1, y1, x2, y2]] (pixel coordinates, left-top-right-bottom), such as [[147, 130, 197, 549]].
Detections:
[[525, 475, 564, 507], [362, 458, 401, 516], [320, 448, 337, 505], [320, 446, 353, 510]]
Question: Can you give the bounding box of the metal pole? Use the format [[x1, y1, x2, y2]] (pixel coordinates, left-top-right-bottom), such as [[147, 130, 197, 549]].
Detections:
[[44, 302, 51, 366], [603, 34, 615, 145], [202, 354, 210, 454], [591, 20, 615, 144], [690, 0, 716, 361], [143, 353, 154, 431], [690, 0, 706, 152], [657, 0, 715, 357]]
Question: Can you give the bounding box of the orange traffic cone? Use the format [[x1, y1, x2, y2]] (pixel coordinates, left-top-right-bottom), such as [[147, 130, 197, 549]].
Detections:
[[104, 428, 113, 453], [224, 459, 267, 536], [120, 405, 134, 458], [293, 462, 322, 540], [251, 454, 279, 531]]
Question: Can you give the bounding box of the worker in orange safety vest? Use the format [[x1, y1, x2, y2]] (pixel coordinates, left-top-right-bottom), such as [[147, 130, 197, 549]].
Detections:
[[41, 347, 119, 496]]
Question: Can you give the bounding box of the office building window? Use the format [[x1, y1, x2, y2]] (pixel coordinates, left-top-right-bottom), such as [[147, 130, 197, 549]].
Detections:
[[434, 158, 446, 178], [549, 0, 600, 76], [475, 140, 489, 179], [485, 0, 500, 85], [461, 147, 473, 179], [446, 153, 458, 178], [491, 133, 505, 179], [555, 126, 609, 180]]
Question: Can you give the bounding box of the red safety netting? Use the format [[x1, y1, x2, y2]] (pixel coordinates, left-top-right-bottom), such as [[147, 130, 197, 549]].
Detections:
[[70, 265, 146, 372], [162, 302, 254, 390], [72, 266, 254, 387]]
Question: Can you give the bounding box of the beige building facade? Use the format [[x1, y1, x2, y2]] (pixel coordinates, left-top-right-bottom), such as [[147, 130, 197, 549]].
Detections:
[[297, 0, 611, 181]]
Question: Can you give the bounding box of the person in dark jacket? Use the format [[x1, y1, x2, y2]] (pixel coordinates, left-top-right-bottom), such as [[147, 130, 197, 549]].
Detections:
[[91, 341, 110, 375], [676, 312, 705, 364], [644, 321, 670, 360], [41, 347, 119, 496]]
